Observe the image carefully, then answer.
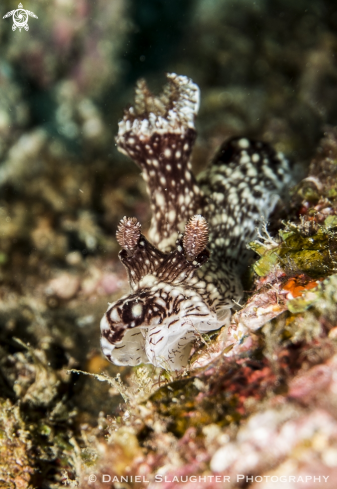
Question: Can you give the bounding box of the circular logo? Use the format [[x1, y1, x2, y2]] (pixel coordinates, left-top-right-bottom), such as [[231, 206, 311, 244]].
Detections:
[[13, 9, 28, 29]]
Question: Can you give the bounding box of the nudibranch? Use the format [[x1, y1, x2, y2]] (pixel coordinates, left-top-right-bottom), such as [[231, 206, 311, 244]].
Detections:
[[100, 74, 291, 370]]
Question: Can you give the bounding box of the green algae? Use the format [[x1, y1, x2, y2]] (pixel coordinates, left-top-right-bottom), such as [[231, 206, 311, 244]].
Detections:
[[288, 274, 337, 317], [287, 297, 316, 314], [249, 245, 279, 277], [324, 215, 337, 229], [262, 274, 337, 346], [250, 223, 337, 279], [294, 182, 320, 203]]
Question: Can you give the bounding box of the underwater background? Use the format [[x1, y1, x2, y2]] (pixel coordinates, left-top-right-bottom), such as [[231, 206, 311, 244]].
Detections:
[[1, 0, 337, 487]]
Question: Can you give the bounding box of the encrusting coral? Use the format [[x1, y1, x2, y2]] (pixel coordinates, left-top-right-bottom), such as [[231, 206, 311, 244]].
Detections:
[[100, 73, 291, 371]]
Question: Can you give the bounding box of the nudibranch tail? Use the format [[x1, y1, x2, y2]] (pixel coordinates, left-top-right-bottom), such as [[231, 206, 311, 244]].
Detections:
[[116, 74, 203, 251]]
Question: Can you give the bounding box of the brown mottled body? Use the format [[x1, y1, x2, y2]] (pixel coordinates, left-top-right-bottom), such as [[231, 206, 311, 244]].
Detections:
[[118, 130, 202, 250], [100, 74, 291, 370]]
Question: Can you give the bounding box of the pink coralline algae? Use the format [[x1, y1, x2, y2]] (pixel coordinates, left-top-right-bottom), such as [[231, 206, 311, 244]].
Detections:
[[100, 73, 291, 370]]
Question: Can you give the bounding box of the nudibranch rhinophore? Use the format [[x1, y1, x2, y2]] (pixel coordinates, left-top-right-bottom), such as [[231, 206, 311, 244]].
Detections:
[[100, 73, 291, 370]]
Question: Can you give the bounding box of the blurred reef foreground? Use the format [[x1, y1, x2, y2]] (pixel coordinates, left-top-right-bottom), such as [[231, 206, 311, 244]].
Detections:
[[1, 0, 337, 487]]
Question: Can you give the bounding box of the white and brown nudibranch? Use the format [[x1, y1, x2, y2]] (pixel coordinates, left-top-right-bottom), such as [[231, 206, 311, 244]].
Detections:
[[100, 73, 291, 370]]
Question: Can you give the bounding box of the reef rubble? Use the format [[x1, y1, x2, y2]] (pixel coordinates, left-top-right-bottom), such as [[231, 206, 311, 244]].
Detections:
[[2, 1, 337, 487]]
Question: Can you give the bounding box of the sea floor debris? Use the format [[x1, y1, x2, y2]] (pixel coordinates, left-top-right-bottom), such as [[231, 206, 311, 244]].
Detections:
[[2, 126, 337, 488]]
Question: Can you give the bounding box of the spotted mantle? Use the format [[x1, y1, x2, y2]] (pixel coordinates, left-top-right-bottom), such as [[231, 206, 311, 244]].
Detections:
[[100, 74, 291, 370]]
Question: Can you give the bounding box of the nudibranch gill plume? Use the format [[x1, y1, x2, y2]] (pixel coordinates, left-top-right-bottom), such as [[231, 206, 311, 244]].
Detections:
[[100, 73, 291, 371]]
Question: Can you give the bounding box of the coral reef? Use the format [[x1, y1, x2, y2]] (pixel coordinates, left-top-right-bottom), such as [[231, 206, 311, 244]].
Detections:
[[2, 0, 337, 487]]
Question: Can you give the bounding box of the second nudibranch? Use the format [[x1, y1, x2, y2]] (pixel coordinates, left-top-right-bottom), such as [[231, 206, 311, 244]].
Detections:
[[100, 73, 290, 370]]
